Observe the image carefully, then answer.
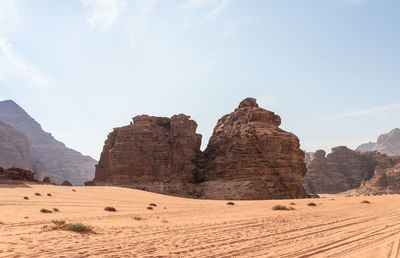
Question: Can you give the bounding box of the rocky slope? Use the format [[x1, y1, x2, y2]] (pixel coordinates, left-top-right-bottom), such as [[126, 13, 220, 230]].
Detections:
[[0, 100, 97, 185], [372, 128, 400, 156], [0, 121, 31, 170], [92, 98, 309, 200], [356, 142, 376, 151], [303, 146, 400, 194]]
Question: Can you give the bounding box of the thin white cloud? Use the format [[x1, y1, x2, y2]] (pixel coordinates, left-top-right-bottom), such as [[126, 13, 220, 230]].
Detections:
[[0, 0, 21, 25], [0, 38, 49, 88], [127, 0, 158, 46], [331, 103, 400, 119], [222, 21, 237, 38], [204, 0, 228, 23], [82, 0, 128, 31], [178, 0, 229, 26]]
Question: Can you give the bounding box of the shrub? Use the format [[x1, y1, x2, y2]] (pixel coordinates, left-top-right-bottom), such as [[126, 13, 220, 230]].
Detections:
[[23, 196, 29, 200], [133, 216, 142, 221], [289, 202, 296, 205], [72, 189, 76, 192], [147, 206, 153, 210], [52, 220, 65, 226], [104, 206, 116, 212], [53, 208, 59, 212], [226, 202, 235, 205], [63, 223, 92, 233], [289, 207, 296, 210], [35, 193, 41, 196], [47, 193, 52, 196], [361, 200, 371, 204], [272, 205, 290, 211], [307, 202, 317, 206], [40, 208, 52, 213], [149, 203, 157, 207]]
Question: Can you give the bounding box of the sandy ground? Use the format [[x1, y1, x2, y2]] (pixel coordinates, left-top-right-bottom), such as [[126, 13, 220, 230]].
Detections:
[[0, 182, 400, 257]]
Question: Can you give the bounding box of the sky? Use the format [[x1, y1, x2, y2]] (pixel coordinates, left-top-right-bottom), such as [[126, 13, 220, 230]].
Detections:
[[0, 0, 399, 160]]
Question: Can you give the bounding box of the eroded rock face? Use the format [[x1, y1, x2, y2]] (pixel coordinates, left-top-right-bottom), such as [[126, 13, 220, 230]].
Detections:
[[0, 100, 97, 185], [93, 98, 309, 200], [0, 167, 35, 181], [303, 146, 399, 194], [373, 128, 400, 156], [93, 114, 202, 197], [354, 162, 400, 195], [0, 121, 31, 170], [198, 98, 308, 199]]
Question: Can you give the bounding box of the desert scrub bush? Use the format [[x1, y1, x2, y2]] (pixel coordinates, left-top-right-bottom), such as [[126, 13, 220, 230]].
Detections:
[[272, 205, 290, 211], [104, 206, 116, 212], [40, 208, 52, 213], [307, 202, 317, 206], [149, 203, 157, 207], [133, 216, 142, 221], [226, 202, 235, 205], [53, 208, 59, 212], [289, 202, 296, 205], [34, 193, 41, 196], [23, 196, 29, 200], [52, 220, 65, 226], [289, 207, 296, 210], [361, 200, 371, 204], [63, 223, 93, 233], [47, 193, 52, 196], [147, 206, 153, 210], [72, 189, 76, 192]]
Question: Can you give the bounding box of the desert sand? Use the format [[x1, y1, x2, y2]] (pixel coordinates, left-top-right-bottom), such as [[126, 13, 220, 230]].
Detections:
[[1, 182, 400, 257]]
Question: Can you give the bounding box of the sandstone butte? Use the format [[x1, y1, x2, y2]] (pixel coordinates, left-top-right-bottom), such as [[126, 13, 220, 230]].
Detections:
[[303, 146, 400, 194], [90, 98, 309, 200]]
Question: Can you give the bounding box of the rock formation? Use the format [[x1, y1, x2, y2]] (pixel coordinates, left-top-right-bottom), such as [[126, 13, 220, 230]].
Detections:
[[92, 98, 309, 200], [61, 180, 73, 186], [93, 114, 202, 196], [303, 146, 400, 194], [197, 98, 308, 199], [0, 100, 97, 185], [353, 163, 400, 195], [0, 167, 35, 181], [0, 121, 31, 170], [357, 142, 376, 152], [372, 128, 400, 156]]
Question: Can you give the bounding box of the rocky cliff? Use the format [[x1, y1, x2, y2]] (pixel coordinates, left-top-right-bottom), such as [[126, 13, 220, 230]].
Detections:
[[197, 98, 308, 199], [94, 114, 202, 196], [0, 121, 31, 170], [372, 128, 400, 156], [303, 146, 400, 194], [93, 98, 309, 200], [0, 100, 97, 185]]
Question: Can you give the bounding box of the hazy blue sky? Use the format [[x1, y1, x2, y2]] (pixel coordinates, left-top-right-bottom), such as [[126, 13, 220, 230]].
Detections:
[[0, 0, 399, 159]]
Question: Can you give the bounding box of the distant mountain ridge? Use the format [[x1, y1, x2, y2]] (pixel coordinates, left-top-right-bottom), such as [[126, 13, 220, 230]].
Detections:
[[0, 100, 96, 185], [357, 128, 400, 156], [0, 121, 31, 170]]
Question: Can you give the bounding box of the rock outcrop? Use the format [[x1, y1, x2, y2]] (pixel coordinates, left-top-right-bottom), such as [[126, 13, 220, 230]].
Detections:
[[0, 121, 31, 170], [353, 163, 400, 195], [197, 98, 308, 199], [92, 98, 309, 200], [61, 180, 73, 186], [0, 100, 97, 185], [373, 128, 400, 156], [303, 146, 400, 194], [0, 167, 35, 181], [93, 114, 202, 196]]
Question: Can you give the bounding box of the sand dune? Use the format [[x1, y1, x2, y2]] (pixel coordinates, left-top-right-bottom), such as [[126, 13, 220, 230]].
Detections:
[[1, 183, 400, 257]]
